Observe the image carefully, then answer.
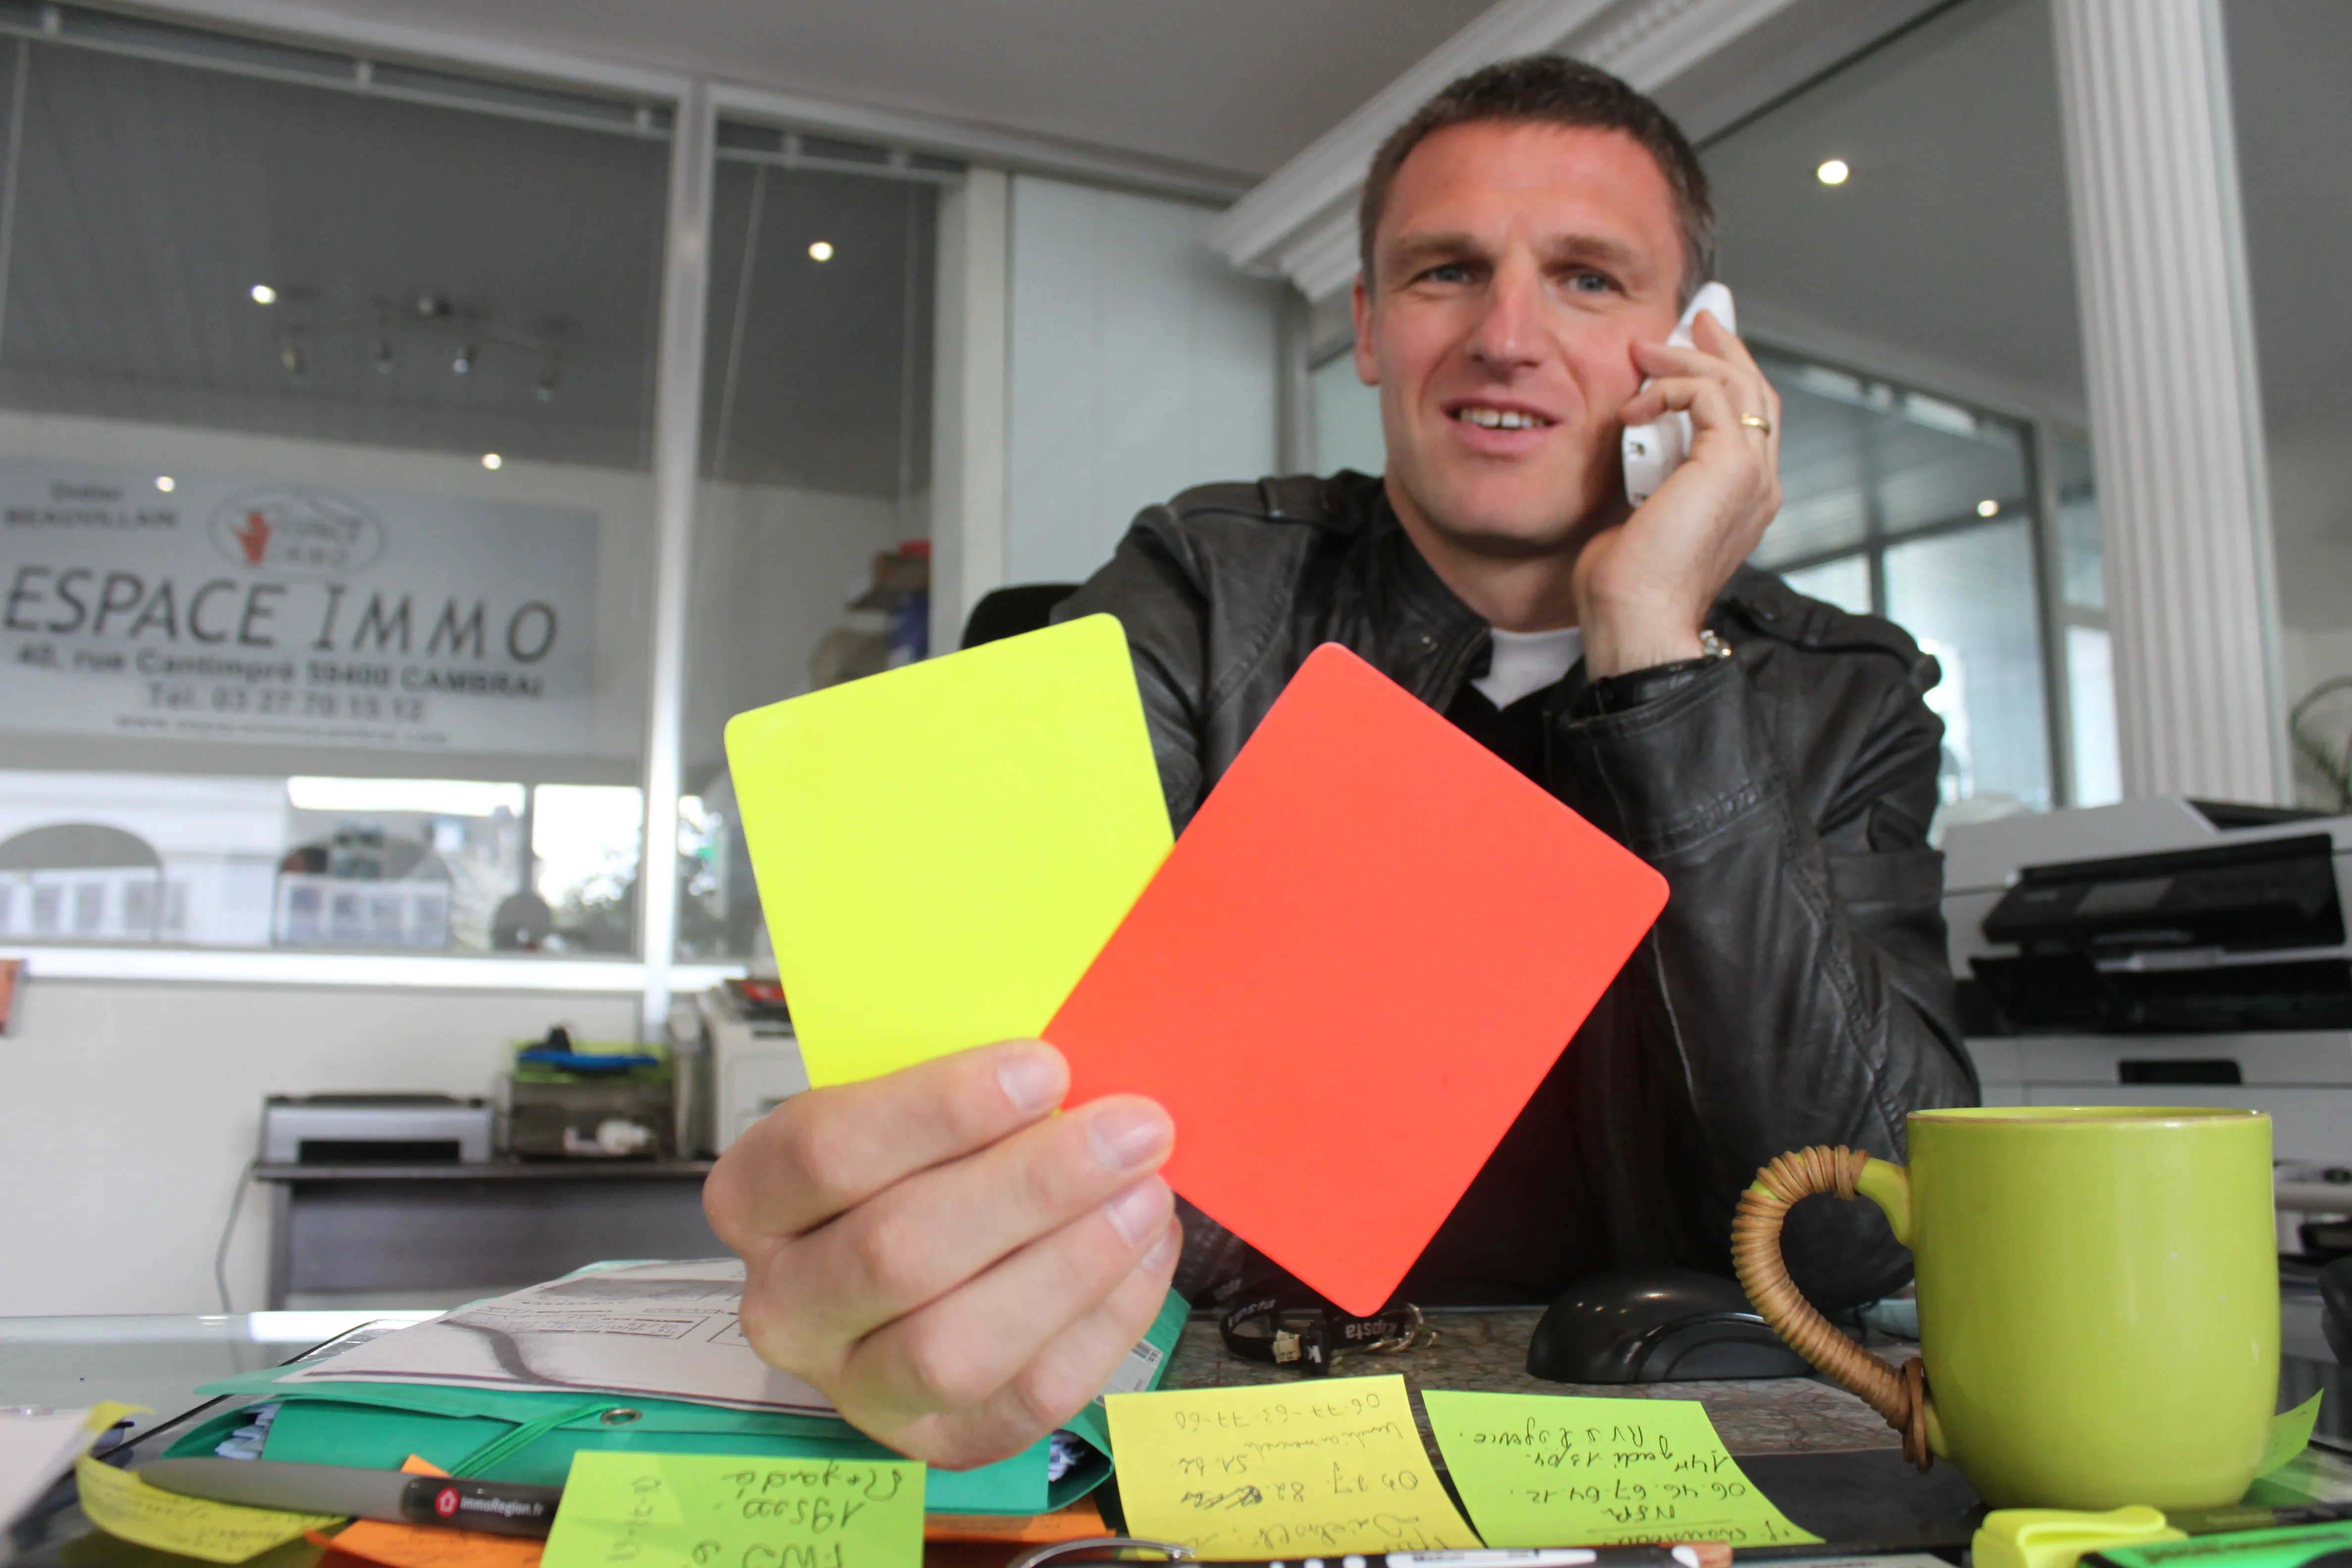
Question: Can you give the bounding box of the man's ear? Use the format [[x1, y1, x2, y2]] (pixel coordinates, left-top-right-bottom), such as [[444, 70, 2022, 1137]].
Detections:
[[1351, 275, 1378, 387]]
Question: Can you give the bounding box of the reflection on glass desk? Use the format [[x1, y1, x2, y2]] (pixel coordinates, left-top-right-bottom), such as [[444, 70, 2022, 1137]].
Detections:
[[0, 1312, 438, 1430], [9, 1297, 2352, 1568]]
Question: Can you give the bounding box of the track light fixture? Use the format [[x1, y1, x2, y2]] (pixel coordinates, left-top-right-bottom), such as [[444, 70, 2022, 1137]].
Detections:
[[260, 290, 557, 401]]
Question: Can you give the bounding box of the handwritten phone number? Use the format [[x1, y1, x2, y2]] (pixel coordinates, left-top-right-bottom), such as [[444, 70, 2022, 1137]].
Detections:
[[142, 682, 427, 722]]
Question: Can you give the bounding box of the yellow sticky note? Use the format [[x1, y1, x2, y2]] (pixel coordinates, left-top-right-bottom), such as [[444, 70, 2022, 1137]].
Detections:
[[1422, 1390, 1821, 1548], [726, 614, 1172, 1087], [539, 1452, 922, 1568], [82, 1401, 151, 1438], [1104, 1374, 1480, 1556], [2256, 1392, 2324, 1478], [75, 1455, 340, 1564]]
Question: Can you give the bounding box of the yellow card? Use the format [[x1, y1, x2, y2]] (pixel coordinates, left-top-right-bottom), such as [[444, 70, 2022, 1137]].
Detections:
[[538, 1452, 923, 1568], [75, 1455, 340, 1563], [1104, 1375, 1479, 1556], [1422, 1391, 1820, 1548], [725, 614, 1172, 1087]]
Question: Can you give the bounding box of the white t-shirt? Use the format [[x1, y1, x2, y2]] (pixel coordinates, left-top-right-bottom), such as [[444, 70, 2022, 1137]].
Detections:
[[1471, 625, 1584, 709]]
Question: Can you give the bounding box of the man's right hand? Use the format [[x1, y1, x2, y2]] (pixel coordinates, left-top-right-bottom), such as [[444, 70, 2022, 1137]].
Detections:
[[703, 1039, 1181, 1470]]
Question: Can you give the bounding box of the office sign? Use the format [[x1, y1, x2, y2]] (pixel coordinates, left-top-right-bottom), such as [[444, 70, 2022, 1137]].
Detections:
[[0, 458, 596, 755]]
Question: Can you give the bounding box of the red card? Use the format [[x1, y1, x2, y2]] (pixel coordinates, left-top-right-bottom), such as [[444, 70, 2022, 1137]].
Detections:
[[1046, 643, 1668, 1314]]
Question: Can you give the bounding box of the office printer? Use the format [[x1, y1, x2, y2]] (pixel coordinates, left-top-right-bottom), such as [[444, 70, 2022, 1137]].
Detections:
[[260, 1093, 495, 1164], [1945, 797, 2350, 1035], [1942, 797, 2352, 1170]]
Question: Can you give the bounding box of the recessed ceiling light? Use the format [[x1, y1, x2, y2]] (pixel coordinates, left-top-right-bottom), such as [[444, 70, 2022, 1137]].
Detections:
[[808, 241, 834, 262], [1977, 498, 2000, 517], [1816, 159, 1850, 186], [481, 452, 503, 471], [154, 476, 175, 493], [249, 283, 277, 304]]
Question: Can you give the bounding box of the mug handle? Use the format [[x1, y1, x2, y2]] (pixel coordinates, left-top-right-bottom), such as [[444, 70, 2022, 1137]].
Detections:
[[1730, 1144, 1938, 1471]]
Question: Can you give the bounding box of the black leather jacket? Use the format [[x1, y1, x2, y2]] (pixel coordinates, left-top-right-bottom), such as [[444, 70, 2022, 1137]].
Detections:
[[1058, 472, 1979, 1311]]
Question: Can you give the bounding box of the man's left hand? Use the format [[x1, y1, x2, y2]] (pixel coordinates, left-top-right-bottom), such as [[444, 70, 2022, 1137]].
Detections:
[[1576, 309, 1782, 677]]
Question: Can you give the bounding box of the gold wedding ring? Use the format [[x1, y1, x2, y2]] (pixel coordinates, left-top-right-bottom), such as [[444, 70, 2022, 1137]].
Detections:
[[1739, 412, 1773, 434]]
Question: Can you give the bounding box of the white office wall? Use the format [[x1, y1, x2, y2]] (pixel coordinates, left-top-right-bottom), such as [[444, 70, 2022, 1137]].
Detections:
[[1004, 175, 1285, 588], [0, 977, 638, 1315]]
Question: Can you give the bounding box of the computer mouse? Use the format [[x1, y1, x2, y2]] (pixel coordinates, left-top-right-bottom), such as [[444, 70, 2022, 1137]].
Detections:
[[2320, 1256, 2352, 1363], [1526, 1266, 1815, 1382]]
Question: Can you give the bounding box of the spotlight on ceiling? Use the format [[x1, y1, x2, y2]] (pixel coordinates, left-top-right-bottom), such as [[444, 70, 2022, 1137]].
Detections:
[[154, 476, 175, 493], [280, 342, 306, 379], [1816, 158, 1850, 186], [536, 363, 558, 402], [481, 452, 503, 471], [452, 342, 476, 376], [808, 241, 834, 262], [374, 334, 395, 375], [1977, 499, 2000, 517], [249, 283, 277, 305]]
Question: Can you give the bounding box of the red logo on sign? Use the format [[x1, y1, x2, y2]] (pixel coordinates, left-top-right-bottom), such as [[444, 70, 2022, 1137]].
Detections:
[[435, 1488, 460, 1518], [233, 511, 270, 565]]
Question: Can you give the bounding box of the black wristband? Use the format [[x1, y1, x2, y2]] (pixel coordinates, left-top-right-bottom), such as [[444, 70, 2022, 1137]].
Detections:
[[1577, 652, 1725, 716]]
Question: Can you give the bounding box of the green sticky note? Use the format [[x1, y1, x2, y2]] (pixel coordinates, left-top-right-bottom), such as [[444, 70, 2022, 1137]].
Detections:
[[540, 1453, 923, 1568], [725, 614, 1172, 1088], [2255, 1392, 2324, 1479], [1422, 1391, 1821, 1548]]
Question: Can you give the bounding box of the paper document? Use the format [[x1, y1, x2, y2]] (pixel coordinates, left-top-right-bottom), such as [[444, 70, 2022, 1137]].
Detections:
[[280, 1260, 838, 1415], [282, 1260, 1169, 1420], [4, 1402, 144, 1534]]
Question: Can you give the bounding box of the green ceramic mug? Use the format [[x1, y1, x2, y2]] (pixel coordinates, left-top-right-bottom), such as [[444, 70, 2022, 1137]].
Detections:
[[1733, 1106, 2277, 1510]]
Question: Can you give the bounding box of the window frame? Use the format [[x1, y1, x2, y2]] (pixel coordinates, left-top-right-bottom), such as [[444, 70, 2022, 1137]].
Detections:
[[1745, 345, 2108, 812], [0, 0, 1245, 1024]]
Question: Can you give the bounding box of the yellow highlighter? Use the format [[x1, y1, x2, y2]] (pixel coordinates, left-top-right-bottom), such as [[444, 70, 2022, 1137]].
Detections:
[[724, 613, 1172, 1088], [1973, 1506, 2187, 1568]]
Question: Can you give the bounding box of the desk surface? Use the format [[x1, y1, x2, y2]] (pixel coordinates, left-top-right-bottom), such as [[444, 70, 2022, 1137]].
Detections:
[[1163, 1306, 1912, 1457], [8, 1301, 2352, 1568]]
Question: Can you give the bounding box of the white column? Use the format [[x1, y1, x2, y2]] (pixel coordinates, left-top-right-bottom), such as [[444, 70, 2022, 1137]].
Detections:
[[2052, 0, 2282, 802], [638, 81, 716, 1036], [928, 167, 1012, 658]]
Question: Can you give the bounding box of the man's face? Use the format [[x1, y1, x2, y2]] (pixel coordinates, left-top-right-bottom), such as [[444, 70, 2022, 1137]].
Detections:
[[1355, 120, 1686, 556]]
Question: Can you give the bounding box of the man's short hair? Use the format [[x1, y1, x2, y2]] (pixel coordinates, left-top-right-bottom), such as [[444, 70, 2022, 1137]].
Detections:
[[1358, 54, 1715, 306]]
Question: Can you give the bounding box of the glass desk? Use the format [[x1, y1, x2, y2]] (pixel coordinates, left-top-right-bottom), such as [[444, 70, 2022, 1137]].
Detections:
[[7, 1299, 2352, 1568]]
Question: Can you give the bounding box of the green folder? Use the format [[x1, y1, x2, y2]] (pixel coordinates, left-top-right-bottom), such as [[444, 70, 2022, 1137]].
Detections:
[[168, 1288, 1186, 1516]]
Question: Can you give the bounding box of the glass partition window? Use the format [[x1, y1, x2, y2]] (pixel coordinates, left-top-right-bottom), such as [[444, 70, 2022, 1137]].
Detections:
[[0, 27, 667, 954], [675, 124, 946, 962], [1750, 350, 2068, 811]]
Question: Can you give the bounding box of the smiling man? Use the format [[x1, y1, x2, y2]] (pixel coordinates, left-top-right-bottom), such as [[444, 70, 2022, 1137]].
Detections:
[[705, 55, 1975, 1471]]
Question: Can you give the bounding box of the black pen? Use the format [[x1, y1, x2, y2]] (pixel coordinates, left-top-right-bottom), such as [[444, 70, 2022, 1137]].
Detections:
[[2165, 1501, 2352, 1537], [1018, 1544, 1734, 1568]]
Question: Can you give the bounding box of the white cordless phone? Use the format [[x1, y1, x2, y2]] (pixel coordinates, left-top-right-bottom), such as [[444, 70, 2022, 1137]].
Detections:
[[1621, 281, 1736, 506]]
